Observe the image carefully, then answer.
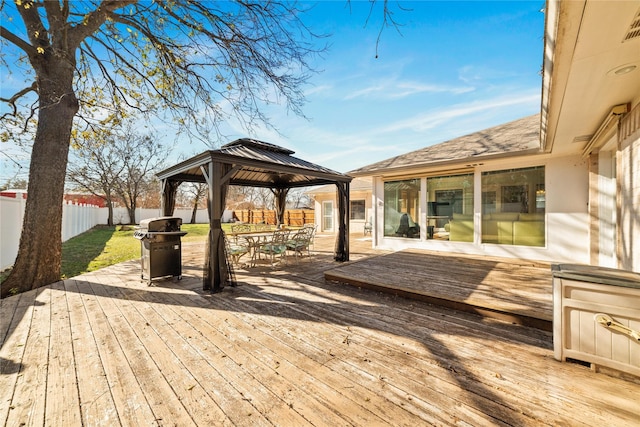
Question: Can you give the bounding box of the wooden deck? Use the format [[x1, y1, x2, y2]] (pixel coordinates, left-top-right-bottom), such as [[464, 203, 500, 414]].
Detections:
[[325, 249, 553, 331], [1, 234, 639, 426]]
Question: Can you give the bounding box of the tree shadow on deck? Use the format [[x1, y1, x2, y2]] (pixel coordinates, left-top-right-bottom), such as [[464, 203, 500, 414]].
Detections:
[[0, 234, 554, 424], [211, 269, 552, 424], [54, 254, 553, 425]]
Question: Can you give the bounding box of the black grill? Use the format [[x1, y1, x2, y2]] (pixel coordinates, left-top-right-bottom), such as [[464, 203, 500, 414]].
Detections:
[[134, 217, 187, 284]]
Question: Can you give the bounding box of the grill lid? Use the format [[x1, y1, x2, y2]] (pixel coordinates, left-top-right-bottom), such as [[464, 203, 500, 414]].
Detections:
[[139, 216, 183, 232]]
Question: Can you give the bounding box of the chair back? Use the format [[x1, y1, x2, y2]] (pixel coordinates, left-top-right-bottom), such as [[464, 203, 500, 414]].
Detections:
[[231, 224, 252, 233], [270, 229, 290, 244], [290, 230, 308, 245]]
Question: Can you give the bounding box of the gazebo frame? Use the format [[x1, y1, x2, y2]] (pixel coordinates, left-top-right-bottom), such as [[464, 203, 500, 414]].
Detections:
[[156, 138, 352, 292]]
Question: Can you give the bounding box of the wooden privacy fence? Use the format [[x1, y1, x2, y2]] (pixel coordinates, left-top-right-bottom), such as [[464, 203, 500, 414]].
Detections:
[[235, 209, 314, 226]]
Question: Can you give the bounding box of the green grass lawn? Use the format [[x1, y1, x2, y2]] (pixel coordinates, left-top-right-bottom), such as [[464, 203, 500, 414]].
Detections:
[[60, 223, 212, 278], [0, 224, 214, 285]]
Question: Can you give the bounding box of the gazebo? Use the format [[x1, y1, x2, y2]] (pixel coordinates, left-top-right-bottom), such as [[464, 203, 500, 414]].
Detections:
[[156, 138, 352, 292]]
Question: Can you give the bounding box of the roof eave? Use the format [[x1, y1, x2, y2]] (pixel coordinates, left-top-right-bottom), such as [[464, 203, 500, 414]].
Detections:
[[156, 151, 213, 181], [349, 148, 544, 178], [540, 0, 563, 154]]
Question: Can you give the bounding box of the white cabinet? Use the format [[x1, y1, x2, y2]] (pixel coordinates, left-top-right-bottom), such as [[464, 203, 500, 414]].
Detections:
[[553, 264, 640, 377]]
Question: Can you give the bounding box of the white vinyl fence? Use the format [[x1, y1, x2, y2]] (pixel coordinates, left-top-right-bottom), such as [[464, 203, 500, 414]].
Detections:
[[0, 195, 215, 270]]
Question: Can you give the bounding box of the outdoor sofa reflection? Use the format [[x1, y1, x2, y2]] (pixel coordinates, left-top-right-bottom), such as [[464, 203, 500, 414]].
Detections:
[[447, 212, 544, 246]]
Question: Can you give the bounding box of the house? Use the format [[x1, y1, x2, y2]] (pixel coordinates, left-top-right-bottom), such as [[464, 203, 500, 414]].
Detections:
[[0, 189, 28, 199], [348, 114, 581, 263], [64, 192, 108, 207], [307, 177, 372, 234], [541, 1, 639, 272], [340, 1, 639, 272]]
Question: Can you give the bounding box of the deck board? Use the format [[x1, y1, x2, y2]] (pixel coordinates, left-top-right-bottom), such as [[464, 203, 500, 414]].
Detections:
[[76, 279, 158, 426], [3, 288, 48, 427], [1, 235, 640, 426], [64, 279, 120, 426], [46, 281, 82, 426]]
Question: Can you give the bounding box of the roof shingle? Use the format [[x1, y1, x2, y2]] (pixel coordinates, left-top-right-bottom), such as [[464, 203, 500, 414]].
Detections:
[[349, 114, 541, 176]]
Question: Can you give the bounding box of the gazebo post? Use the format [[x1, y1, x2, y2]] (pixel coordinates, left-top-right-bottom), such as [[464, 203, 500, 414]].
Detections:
[[334, 180, 350, 262], [201, 162, 214, 291]]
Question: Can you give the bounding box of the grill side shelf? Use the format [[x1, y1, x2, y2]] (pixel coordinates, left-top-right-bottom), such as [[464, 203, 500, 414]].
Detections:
[[134, 231, 188, 240]]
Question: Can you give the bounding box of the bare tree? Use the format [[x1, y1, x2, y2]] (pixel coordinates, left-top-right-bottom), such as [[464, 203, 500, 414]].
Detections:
[[288, 187, 312, 209], [67, 124, 168, 224], [67, 129, 126, 226], [112, 133, 169, 224], [256, 187, 275, 210], [180, 183, 208, 224], [0, 177, 28, 191], [0, 1, 323, 297]]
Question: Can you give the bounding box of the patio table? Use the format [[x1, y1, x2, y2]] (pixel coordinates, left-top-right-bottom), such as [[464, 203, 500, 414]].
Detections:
[[227, 230, 289, 267]]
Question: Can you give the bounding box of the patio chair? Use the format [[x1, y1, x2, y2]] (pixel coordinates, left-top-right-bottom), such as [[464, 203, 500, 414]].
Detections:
[[256, 229, 289, 266], [255, 223, 272, 232], [302, 224, 317, 251], [225, 234, 251, 267], [364, 217, 372, 235], [286, 230, 311, 262]]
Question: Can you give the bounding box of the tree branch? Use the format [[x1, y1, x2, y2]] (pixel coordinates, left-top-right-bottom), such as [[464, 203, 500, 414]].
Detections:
[[0, 25, 35, 54], [0, 82, 38, 120], [67, 0, 136, 50]]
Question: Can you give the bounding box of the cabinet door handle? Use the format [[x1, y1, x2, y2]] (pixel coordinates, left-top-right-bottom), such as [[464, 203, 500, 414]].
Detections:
[[594, 313, 640, 342]]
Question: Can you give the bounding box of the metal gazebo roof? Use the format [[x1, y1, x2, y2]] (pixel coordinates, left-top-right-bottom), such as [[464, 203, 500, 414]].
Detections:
[[156, 138, 352, 188]]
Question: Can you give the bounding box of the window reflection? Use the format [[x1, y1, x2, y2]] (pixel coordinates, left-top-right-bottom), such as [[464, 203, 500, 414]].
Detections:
[[384, 179, 420, 238], [427, 173, 474, 241], [481, 166, 545, 246]]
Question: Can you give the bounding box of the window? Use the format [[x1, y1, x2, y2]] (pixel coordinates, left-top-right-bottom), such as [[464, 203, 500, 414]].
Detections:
[[427, 173, 474, 241], [481, 166, 545, 246], [350, 199, 365, 220], [384, 179, 420, 238]]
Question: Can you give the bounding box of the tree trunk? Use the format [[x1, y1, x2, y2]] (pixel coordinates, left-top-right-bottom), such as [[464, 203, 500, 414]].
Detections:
[[190, 193, 200, 224], [190, 204, 198, 224], [106, 201, 114, 226], [1, 61, 78, 298], [128, 205, 136, 225]]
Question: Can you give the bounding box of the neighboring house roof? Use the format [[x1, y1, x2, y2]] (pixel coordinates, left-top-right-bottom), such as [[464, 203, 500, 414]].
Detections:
[[307, 176, 372, 195], [349, 114, 541, 176]]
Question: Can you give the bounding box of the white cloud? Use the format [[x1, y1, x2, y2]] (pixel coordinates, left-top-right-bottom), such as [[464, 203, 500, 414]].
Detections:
[[343, 84, 386, 100], [304, 84, 333, 97], [342, 78, 474, 101], [376, 91, 540, 134]]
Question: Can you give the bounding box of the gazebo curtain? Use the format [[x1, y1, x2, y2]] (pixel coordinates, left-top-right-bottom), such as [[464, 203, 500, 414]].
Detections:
[[161, 179, 181, 216], [334, 181, 350, 262], [202, 161, 233, 292]]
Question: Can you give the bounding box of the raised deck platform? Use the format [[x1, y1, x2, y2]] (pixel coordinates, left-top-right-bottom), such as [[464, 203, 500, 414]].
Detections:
[[325, 249, 553, 331]]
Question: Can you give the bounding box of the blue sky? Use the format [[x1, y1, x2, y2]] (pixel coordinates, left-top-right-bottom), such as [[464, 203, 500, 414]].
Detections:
[[0, 1, 545, 183], [212, 0, 545, 173]]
